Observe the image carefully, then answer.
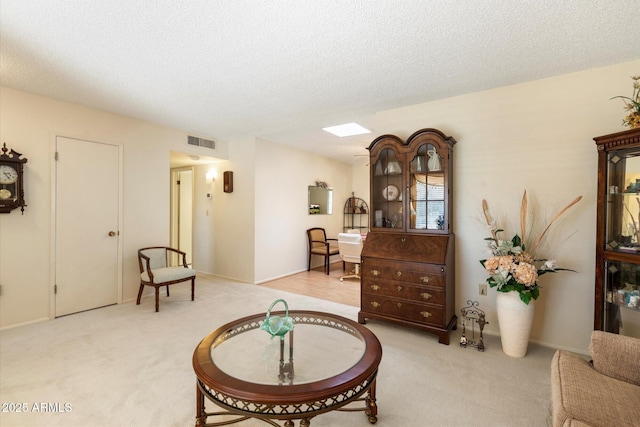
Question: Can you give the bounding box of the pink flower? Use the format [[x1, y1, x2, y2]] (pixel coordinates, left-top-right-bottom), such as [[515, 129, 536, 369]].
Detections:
[[514, 262, 538, 286]]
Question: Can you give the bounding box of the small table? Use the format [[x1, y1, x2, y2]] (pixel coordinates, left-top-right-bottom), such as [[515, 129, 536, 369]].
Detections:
[[192, 310, 382, 426]]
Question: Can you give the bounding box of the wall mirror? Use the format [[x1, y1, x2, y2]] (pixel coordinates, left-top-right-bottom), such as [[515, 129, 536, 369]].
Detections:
[[308, 186, 333, 214]]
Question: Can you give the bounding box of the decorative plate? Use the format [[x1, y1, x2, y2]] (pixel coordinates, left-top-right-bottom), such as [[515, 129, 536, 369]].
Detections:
[[382, 184, 400, 201]]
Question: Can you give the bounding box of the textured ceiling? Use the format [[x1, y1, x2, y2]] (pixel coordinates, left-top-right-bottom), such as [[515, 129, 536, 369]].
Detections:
[[1, 0, 639, 164]]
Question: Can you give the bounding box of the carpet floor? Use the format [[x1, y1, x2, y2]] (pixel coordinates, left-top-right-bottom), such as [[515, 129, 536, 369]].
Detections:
[[0, 274, 555, 426]]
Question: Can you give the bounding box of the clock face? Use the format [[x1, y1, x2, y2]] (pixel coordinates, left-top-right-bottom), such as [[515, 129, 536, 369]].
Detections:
[[0, 165, 18, 184]]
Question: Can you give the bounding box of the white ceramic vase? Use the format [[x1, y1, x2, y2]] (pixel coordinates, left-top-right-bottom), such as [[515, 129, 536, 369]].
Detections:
[[496, 291, 535, 357]]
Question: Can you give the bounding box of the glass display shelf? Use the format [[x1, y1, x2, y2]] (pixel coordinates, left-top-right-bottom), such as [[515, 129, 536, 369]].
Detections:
[[594, 128, 640, 336]]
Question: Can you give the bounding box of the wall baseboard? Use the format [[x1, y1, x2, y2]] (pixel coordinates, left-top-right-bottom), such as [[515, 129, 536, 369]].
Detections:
[[0, 317, 50, 331]]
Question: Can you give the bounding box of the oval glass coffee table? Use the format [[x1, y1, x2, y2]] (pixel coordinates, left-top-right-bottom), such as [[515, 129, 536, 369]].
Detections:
[[192, 310, 382, 426]]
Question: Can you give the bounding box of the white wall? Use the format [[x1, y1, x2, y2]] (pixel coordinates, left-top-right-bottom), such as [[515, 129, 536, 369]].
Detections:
[[351, 163, 370, 206], [0, 86, 356, 329], [191, 163, 218, 274], [0, 87, 229, 328], [372, 59, 640, 352], [2, 59, 639, 351], [211, 138, 257, 283], [254, 138, 352, 283]]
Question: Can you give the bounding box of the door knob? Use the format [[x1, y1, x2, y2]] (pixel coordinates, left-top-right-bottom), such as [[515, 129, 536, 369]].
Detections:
[[108, 231, 117, 237]]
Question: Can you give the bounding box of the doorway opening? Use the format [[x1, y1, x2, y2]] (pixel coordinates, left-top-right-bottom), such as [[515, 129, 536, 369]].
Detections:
[[170, 167, 194, 266]]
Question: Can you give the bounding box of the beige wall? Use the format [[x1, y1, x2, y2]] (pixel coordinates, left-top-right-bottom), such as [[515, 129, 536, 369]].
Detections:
[[0, 87, 231, 328], [0, 87, 352, 328], [2, 58, 639, 352], [254, 138, 352, 283], [371, 59, 640, 352]]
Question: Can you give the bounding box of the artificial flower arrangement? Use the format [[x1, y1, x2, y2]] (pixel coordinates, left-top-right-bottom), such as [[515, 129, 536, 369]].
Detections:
[[611, 75, 640, 129], [480, 191, 582, 305]]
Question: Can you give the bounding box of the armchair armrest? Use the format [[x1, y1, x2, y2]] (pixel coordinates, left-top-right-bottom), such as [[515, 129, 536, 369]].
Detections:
[[311, 240, 331, 255], [165, 247, 189, 267], [589, 331, 640, 386], [139, 252, 155, 282]]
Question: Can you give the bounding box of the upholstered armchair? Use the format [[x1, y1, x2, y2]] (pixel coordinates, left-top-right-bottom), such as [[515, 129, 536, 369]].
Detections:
[[137, 246, 196, 312], [306, 228, 340, 275]]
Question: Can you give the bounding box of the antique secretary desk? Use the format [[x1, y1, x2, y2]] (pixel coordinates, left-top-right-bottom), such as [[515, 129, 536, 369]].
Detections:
[[358, 128, 457, 344]]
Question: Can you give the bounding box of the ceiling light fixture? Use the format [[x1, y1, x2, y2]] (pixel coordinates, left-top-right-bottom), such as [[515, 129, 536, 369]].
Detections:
[[322, 122, 371, 137]]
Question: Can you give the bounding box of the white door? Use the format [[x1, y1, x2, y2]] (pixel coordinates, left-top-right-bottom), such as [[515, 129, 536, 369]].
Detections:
[[55, 136, 119, 317]]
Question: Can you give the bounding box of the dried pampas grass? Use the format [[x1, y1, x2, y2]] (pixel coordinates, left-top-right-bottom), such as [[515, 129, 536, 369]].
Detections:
[[482, 190, 582, 257]]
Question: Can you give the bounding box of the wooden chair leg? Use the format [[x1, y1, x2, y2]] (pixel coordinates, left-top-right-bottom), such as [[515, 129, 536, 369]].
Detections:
[[191, 277, 195, 301], [326, 256, 330, 275], [166, 285, 170, 297], [155, 286, 160, 312], [307, 253, 312, 271], [136, 283, 145, 305]]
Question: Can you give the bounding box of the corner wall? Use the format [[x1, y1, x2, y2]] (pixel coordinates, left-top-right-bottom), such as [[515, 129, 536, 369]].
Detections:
[[0, 87, 228, 328], [373, 59, 640, 352], [254, 138, 353, 283]]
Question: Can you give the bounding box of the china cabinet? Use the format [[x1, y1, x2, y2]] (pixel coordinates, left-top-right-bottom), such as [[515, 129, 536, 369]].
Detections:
[[358, 128, 457, 344], [343, 194, 369, 233], [594, 128, 640, 338]]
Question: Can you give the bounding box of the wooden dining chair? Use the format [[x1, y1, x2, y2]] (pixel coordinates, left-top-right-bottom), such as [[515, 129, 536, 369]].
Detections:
[[306, 228, 340, 275]]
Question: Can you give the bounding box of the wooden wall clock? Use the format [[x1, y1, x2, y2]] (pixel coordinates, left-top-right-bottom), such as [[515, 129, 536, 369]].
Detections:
[[0, 142, 27, 214]]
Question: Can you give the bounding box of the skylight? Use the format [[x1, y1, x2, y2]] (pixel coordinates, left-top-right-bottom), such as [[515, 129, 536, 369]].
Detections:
[[322, 122, 371, 137]]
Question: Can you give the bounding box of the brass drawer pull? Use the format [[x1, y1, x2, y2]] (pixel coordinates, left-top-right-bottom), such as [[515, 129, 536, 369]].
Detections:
[[401, 237, 406, 243], [371, 302, 380, 308], [370, 285, 380, 291], [420, 311, 432, 319], [397, 285, 402, 291], [420, 292, 432, 300], [397, 302, 402, 308], [396, 271, 402, 277], [371, 270, 380, 277], [420, 276, 431, 283]]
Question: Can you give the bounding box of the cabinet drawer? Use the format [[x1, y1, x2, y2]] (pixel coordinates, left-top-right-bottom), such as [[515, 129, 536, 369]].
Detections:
[[362, 280, 445, 306], [362, 260, 445, 287], [361, 294, 445, 327]]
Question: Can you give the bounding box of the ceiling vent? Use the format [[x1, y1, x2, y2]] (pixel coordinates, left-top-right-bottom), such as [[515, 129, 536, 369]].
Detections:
[[187, 136, 216, 150]]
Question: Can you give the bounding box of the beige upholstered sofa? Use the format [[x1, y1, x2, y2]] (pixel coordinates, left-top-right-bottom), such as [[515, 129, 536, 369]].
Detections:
[[551, 331, 640, 427]]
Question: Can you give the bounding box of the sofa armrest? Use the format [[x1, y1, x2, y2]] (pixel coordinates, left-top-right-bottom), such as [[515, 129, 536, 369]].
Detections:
[[589, 331, 640, 386], [551, 349, 640, 427]]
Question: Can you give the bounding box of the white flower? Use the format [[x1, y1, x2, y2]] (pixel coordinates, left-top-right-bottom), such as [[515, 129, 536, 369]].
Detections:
[[491, 269, 511, 287], [496, 240, 522, 255], [541, 259, 557, 271]]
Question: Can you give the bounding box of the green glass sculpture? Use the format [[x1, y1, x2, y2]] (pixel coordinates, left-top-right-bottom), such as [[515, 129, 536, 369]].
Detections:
[[260, 299, 294, 339]]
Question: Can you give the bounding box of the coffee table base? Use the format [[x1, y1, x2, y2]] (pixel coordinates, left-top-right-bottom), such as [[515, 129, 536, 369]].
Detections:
[[195, 377, 378, 426]]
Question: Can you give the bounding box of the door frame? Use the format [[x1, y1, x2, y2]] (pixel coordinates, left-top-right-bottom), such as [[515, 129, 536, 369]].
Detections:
[[49, 134, 124, 319], [170, 166, 194, 265]]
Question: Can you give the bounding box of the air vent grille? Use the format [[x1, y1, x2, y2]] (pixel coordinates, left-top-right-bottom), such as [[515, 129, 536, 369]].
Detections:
[[187, 136, 216, 150]]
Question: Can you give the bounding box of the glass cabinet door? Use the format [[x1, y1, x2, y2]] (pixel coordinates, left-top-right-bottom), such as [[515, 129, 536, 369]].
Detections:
[[596, 131, 640, 337], [409, 143, 445, 231], [603, 149, 640, 335], [371, 148, 403, 230], [603, 260, 640, 335], [606, 149, 640, 253]]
